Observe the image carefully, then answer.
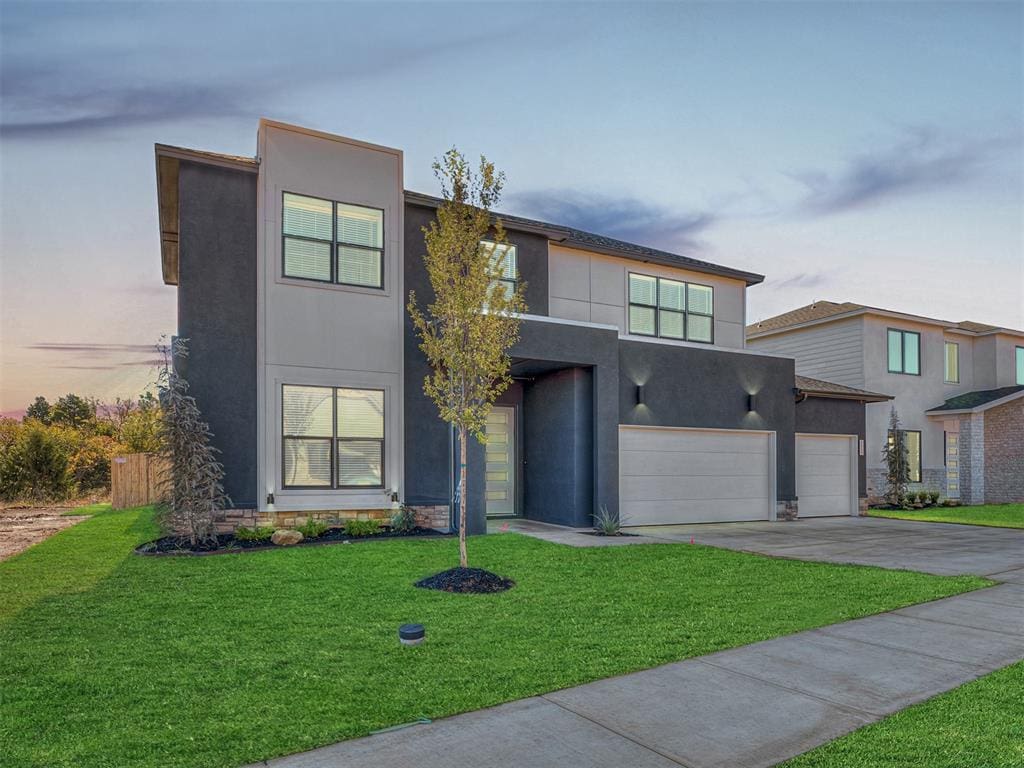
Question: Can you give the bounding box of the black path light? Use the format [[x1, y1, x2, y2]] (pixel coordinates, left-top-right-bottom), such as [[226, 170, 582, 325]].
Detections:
[[399, 623, 425, 646]]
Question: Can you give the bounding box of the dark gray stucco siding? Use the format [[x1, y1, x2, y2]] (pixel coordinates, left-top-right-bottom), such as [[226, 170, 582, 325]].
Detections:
[[176, 161, 258, 508], [523, 368, 594, 526], [618, 340, 798, 501], [796, 397, 870, 497]]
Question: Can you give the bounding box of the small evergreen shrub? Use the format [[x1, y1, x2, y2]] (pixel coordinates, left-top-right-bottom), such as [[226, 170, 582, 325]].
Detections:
[[928, 491, 941, 504], [235, 526, 274, 542], [297, 519, 329, 539], [344, 519, 381, 537], [390, 505, 417, 534], [916, 491, 928, 504]]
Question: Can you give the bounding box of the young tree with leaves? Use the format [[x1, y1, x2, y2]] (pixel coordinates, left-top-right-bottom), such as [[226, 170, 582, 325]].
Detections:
[[25, 396, 52, 424], [156, 339, 229, 546], [881, 406, 910, 507], [407, 149, 526, 568]]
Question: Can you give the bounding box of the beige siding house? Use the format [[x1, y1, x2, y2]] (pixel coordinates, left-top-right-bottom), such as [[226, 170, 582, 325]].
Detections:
[[748, 301, 1024, 505]]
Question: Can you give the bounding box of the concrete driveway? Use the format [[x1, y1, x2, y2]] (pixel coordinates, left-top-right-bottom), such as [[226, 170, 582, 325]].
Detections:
[[633, 515, 1024, 579]]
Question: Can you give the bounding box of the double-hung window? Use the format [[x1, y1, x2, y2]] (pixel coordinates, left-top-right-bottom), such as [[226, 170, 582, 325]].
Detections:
[[628, 273, 713, 343], [887, 429, 922, 483], [283, 192, 384, 289], [481, 241, 517, 298], [944, 341, 959, 383], [282, 385, 384, 489], [887, 329, 920, 375], [1017, 346, 1024, 385]]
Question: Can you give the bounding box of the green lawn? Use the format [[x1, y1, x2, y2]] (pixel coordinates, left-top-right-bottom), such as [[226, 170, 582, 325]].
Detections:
[[869, 503, 1024, 529], [61, 501, 113, 516], [0, 506, 988, 768], [783, 660, 1024, 767]]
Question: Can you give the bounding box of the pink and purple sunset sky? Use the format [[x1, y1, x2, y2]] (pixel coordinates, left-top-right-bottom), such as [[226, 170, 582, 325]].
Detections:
[[1, 1, 1021, 415]]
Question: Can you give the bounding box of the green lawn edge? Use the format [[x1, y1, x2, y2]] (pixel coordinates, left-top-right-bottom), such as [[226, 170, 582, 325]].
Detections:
[[0, 505, 991, 768], [868, 503, 1024, 529]]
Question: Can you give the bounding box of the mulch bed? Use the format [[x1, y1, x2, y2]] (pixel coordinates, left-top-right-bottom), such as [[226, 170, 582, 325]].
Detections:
[[136, 526, 448, 556], [414, 567, 515, 594]]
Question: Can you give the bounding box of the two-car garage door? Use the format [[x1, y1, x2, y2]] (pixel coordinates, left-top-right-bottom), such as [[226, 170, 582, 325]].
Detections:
[[619, 426, 775, 525], [619, 426, 858, 525]]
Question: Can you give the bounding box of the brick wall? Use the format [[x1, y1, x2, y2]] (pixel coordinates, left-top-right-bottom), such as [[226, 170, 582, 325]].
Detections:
[[984, 400, 1024, 504]]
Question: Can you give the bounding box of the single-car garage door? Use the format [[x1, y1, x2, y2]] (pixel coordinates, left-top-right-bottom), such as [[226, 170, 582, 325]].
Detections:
[[619, 426, 776, 525], [796, 434, 857, 517]]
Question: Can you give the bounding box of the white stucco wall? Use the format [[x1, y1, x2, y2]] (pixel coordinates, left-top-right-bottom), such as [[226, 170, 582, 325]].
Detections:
[[256, 121, 404, 512], [547, 244, 748, 349]]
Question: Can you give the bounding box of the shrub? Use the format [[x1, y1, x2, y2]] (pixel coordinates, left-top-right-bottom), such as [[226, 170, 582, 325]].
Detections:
[[390, 505, 417, 534], [902, 493, 916, 508], [297, 519, 329, 539], [344, 519, 381, 538], [593, 504, 622, 535], [929, 491, 941, 504], [916, 491, 928, 504], [235, 526, 274, 542], [0, 421, 71, 502]]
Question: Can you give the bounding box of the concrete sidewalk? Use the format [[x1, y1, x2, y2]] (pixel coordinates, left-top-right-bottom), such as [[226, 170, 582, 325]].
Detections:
[[254, 580, 1024, 768]]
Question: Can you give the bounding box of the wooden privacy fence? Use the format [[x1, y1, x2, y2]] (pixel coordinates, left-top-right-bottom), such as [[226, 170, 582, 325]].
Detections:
[[111, 453, 170, 509]]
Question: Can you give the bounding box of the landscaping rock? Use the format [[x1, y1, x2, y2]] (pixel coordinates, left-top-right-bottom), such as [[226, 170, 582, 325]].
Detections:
[[271, 529, 304, 546]]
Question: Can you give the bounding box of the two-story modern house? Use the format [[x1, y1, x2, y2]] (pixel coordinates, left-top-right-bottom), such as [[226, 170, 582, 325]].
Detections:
[[154, 119, 890, 534], [748, 301, 1024, 505]]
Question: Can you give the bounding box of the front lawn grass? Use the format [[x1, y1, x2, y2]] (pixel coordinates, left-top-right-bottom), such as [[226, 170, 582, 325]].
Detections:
[[782, 660, 1024, 767], [0, 506, 988, 768], [869, 502, 1024, 529]]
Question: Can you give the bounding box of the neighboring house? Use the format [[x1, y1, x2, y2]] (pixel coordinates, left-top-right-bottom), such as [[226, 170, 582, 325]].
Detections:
[[153, 119, 888, 534], [748, 301, 1024, 505]]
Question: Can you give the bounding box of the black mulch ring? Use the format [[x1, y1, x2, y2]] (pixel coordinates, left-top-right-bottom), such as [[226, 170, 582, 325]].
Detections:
[[414, 567, 515, 594], [135, 526, 449, 556], [583, 530, 638, 537]]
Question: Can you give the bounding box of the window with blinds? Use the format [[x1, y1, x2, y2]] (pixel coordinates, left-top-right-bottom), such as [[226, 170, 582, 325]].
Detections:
[[481, 241, 517, 298], [627, 273, 714, 343], [283, 193, 384, 289], [944, 341, 959, 384], [282, 384, 384, 489]]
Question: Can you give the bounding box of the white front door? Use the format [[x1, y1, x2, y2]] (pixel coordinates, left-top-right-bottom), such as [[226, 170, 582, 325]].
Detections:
[[485, 407, 516, 516], [796, 434, 858, 517]]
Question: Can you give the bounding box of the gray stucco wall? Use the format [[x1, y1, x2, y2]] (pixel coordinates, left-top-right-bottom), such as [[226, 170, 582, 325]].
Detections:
[[618, 340, 798, 501], [795, 396, 870, 497], [523, 368, 594, 526], [176, 161, 258, 508]]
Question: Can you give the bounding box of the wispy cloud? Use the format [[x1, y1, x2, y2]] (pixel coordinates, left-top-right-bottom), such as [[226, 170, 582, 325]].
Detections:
[[508, 189, 716, 253], [792, 127, 1020, 215], [768, 272, 830, 290], [26, 343, 155, 353]]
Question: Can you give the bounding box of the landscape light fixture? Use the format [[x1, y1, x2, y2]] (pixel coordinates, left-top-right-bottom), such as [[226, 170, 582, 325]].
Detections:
[[399, 623, 425, 646]]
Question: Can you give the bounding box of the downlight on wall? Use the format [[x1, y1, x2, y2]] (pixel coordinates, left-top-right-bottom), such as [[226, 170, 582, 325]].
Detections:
[[636, 384, 646, 406], [747, 393, 757, 412]]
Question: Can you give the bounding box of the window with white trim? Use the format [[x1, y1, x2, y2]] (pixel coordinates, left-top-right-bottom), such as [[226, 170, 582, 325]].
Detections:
[[282, 385, 384, 489], [283, 192, 384, 289], [944, 341, 959, 383], [628, 273, 713, 343]]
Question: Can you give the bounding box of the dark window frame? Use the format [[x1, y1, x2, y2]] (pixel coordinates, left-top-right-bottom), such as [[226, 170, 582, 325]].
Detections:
[[1017, 346, 1024, 386], [281, 191, 385, 290], [281, 384, 385, 490], [944, 340, 959, 384], [481, 240, 518, 297], [888, 428, 922, 483], [887, 328, 921, 376], [628, 272, 714, 344]]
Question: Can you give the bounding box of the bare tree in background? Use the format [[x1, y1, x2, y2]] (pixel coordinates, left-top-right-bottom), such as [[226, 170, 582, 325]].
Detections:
[[156, 339, 229, 545]]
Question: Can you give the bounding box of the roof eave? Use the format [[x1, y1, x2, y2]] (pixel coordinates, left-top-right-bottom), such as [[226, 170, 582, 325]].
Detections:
[[926, 389, 1024, 416], [797, 389, 893, 403]]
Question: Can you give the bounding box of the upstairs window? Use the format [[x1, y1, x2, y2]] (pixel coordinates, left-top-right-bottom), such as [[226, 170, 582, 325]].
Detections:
[[481, 241, 517, 298], [1017, 346, 1024, 385], [944, 341, 959, 383], [282, 385, 384, 489], [887, 329, 920, 375], [283, 193, 383, 289], [628, 273, 713, 343], [887, 429, 922, 483]]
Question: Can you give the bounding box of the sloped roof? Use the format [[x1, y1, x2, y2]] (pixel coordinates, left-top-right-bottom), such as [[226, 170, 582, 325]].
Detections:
[[926, 385, 1024, 414], [795, 375, 892, 402], [748, 301, 1024, 338]]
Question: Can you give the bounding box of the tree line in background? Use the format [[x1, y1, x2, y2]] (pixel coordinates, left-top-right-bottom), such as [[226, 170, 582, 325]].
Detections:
[[0, 393, 162, 503]]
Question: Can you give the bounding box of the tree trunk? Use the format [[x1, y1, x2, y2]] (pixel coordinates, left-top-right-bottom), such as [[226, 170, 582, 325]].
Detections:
[[458, 425, 468, 568]]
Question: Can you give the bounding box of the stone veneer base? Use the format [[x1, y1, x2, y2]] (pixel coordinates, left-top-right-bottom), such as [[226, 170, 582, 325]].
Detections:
[[211, 505, 450, 534]]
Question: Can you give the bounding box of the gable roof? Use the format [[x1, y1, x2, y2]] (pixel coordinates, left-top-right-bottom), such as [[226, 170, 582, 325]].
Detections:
[[794, 375, 892, 402], [748, 301, 1024, 339], [926, 385, 1024, 414], [403, 191, 765, 286]]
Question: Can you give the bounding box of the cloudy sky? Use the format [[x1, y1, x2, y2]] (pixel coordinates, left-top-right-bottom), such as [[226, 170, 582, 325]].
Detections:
[[1, 1, 1021, 413]]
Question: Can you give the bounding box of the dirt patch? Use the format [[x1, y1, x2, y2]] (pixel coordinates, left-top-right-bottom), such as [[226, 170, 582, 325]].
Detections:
[[0, 507, 89, 561]]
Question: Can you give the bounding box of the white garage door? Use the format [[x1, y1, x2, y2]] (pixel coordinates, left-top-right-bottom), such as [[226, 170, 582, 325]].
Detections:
[[796, 434, 857, 517], [619, 426, 776, 525]]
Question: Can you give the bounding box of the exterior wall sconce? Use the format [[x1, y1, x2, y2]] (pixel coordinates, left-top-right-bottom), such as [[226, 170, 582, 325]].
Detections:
[[636, 384, 646, 405], [266, 491, 275, 505], [747, 393, 757, 412]]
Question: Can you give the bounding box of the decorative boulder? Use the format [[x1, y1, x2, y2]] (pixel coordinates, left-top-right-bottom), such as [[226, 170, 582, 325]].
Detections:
[[271, 529, 304, 546]]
